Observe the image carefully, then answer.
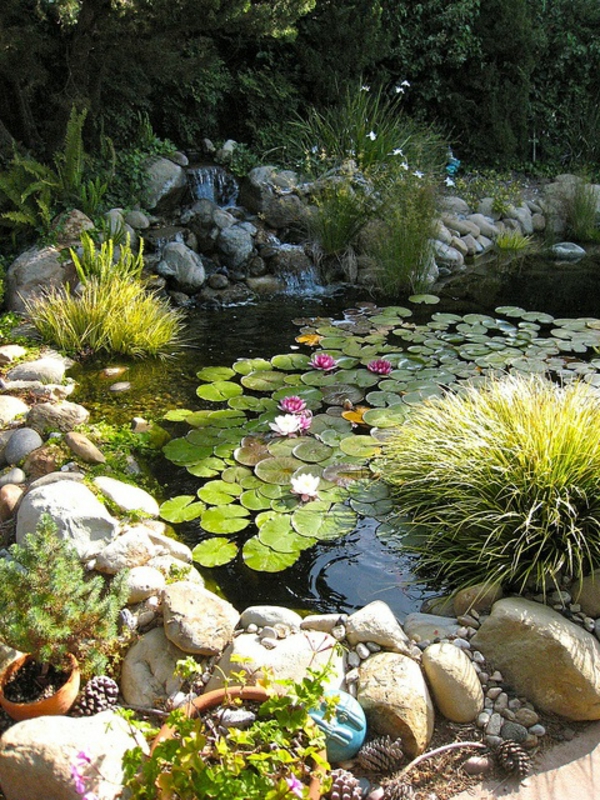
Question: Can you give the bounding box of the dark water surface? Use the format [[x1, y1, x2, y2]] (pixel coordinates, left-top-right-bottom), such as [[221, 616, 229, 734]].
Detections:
[[73, 249, 600, 618]]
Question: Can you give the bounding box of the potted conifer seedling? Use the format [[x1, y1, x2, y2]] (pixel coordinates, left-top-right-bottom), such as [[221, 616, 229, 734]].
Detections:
[[0, 514, 128, 721]]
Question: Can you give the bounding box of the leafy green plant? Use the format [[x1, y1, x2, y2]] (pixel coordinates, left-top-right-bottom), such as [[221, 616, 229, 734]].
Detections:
[[452, 171, 526, 217], [381, 374, 600, 596], [0, 514, 128, 679], [307, 177, 373, 258], [25, 273, 184, 359], [70, 231, 144, 284], [285, 84, 445, 178], [364, 172, 437, 294], [123, 668, 333, 800], [495, 229, 536, 252], [563, 178, 600, 242]]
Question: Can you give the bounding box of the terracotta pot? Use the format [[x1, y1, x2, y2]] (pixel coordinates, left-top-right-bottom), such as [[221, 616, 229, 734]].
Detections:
[[152, 685, 325, 800], [0, 653, 81, 721]]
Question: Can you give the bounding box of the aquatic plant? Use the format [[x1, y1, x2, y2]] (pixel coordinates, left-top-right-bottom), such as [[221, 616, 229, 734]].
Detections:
[[25, 273, 183, 359], [495, 229, 535, 252], [381, 374, 600, 595], [161, 300, 600, 576]]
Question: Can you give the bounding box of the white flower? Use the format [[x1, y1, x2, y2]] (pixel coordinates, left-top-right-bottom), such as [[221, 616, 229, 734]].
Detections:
[[399, 162, 409, 170], [269, 414, 303, 436], [392, 148, 404, 157], [401, 80, 410, 87], [413, 170, 424, 178], [290, 473, 320, 501], [394, 86, 405, 94], [367, 131, 377, 141], [361, 84, 370, 92], [445, 176, 455, 187]]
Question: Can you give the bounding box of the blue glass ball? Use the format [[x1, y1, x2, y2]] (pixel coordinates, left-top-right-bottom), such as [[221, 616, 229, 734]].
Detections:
[[309, 689, 367, 762]]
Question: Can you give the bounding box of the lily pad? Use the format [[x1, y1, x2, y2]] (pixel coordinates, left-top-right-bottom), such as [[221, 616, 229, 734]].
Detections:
[[196, 381, 243, 402], [233, 357, 272, 375], [271, 353, 311, 370], [200, 504, 250, 534], [240, 489, 274, 510], [362, 407, 410, 427], [192, 538, 238, 567], [322, 463, 371, 485], [228, 396, 277, 412], [292, 502, 357, 541], [186, 457, 227, 478], [196, 366, 235, 382], [234, 436, 270, 466], [159, 495, 206, 523], [242, 537, 299, 572], [292, 439, 333, 463], [197, 480, 243, 505], [339, 435, 381, 458], [409, 294, 440, 305], [163, 438, 212, 465], [241, 370, 287, 392], [254, 456, 301, 485], [321, 384, 365, 406], [258, 515, 312, 553]]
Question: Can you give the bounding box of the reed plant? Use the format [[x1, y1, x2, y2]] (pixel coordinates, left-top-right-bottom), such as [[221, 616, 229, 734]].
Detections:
[[364, 172, 437, 294], [71, 231, 144, 283], [25, 274, 183, 359], [381, 374, 600, 595], [494, 229, 536, 252], [563, 178, 600, 242], [307, 179, 372, 257]]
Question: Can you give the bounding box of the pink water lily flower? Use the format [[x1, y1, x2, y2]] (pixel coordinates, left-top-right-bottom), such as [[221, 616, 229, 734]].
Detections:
[[269, 414, 303, 436], [309, 353, 337, 371], [367, 359, 393, 375], [297, 410, 313, 433], [278, 395, 307, 413]]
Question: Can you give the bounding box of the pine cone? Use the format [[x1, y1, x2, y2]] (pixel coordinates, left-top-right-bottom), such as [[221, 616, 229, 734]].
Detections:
[[494, 740, 532, 779], [328, 768, 362, 800], [71, 675, 119, 716], [381, 776, 416, 800], [356, 735, 405, 774]]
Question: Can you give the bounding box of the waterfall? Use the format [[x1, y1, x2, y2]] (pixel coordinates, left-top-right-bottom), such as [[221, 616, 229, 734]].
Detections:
[[187, 165, 239, 207]]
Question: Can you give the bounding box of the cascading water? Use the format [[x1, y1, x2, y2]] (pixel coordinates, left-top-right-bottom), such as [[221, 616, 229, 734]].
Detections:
[[187, 165, 239, 207]]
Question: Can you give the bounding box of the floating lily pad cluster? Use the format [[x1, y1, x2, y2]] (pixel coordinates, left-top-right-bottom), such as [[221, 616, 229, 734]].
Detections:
[[161, 299, 600, 573]]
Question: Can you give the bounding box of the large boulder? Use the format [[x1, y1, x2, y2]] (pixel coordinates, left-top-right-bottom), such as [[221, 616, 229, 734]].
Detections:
[[27, 401, 89, 433], [206, 630, 344, 692], [471, 597, 600, 720], [357, 651, 435, 757], [345, 600, 411, 655], [93, 476, 159, 517], [162, 582, 240, 655], [142, 156, 188, 213], [421, 642, 484, 723], [156, 242, 206, 292], [16, 481, 118, 558], [119, 626, 187, 707], [217, 225, 254, 269], [5, 245, 76, 312], [0, 710, 147, 800]]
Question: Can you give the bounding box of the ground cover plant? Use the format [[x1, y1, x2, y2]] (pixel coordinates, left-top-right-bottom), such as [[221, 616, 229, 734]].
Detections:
[[381, 374, 600, 595], [160, 299, 600, 587]]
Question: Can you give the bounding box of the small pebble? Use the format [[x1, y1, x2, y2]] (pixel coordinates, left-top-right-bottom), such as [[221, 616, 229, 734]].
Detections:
[[463, 754, 494, 776], [345, 668, 359, 684], [494, 692, 508, 711], [356, 643, 371, 660], [259, 626, 278, 640], [477, 711, 491, 729], [487, 687, 502, 701], [479, 671, 489, 684], [331, 624, 346, 640], [501, 709, 516, 721], [485, 735, 503, 749], [501, 721, 529, 743], [347, 651, 361, 669], [490, 670, 503, 682], [366, 641, 381, 652], [109, 381, 132, 393], [452, 637, 471, 649], [514, 707, 539, 727], [260, 637, 278, 650], [246, 623, 258, 634], [528, 724, 546, 737], [486, 712, 504, 736], [508, 698, 522, 711], [472, 650, 486, 664]]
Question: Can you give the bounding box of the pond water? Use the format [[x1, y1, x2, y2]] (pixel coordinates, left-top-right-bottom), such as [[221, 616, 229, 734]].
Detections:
[[72, 248, 600, 619]]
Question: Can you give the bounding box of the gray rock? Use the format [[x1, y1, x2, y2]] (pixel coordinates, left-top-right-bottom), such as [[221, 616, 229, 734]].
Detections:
[[240, 605, 303, 631], [157, 242, 206, 292], [93, 475, 159, 517], [16, 481, 118, 558], [467, 213, 501, 238], [0, 710, 147, 800], [404, 612, 461, 643], [0, 468, 26, 487], [28, 471, 85, 489], [120, 626, 187, 707], [472, 597, 600, 720], [64, 431, 106, 464], [124, 209, 150, 229], [3, 428, 43, 465], [501, 721, 529, 743], [6, 245, 77, 313], [126, 565, 166, 603], [27, 401, 89, 433], [358, 651, 435, 758], [432, 240, 465, 268], [549, 242, 587, 261], [346, 600, 411, 655], [142, 156, 187, 213], [217, 225, 254, 268], [0, 345, 27, 365], [162, 582, 239, 655], [0, 396, 29, 427]]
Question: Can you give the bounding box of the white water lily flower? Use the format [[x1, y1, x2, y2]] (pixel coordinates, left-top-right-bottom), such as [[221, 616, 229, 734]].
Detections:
[[290, 473, 320, 501], [269, 414, 303, 436]]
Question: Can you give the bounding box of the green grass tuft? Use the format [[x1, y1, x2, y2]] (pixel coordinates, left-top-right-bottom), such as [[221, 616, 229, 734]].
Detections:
[[381, 374, 600, 596]]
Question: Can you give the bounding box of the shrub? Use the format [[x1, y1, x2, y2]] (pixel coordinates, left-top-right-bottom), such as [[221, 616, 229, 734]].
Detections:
[[307, 177, 373, 258], [25, 272, 184, 359], [381, 374, 600, 595], [71, 231, 144, 283], [0, 514, 128, 679], [364, 172, 437, 294], [563, 178, 600, 242], [495, 229, 536, 252]]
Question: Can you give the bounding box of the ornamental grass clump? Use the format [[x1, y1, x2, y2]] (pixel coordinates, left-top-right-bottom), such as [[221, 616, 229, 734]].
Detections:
[[381, 374, 600, 595]]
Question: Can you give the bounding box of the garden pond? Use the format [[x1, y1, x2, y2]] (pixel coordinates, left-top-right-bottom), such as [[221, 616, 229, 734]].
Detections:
[[70, 247, 600, 620]]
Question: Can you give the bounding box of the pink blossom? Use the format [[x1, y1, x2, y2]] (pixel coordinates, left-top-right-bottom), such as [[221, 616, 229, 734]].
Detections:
[[278, 395, 307, 413], [285, 774, 305, 797], [309, 353, 337, 371], [367, 359, 392, 375], [297, 410, 313, 433]]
